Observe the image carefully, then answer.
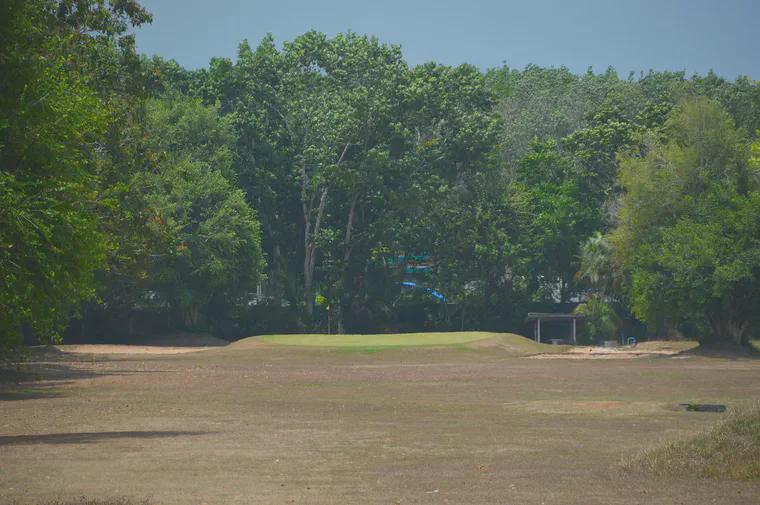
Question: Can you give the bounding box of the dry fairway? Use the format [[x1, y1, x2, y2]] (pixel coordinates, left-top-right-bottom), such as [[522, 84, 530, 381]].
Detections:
[[1, 342, 760, 505]]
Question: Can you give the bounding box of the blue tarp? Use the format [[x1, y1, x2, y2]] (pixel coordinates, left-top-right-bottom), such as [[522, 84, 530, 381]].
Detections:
[[400, 281, 447, 302]]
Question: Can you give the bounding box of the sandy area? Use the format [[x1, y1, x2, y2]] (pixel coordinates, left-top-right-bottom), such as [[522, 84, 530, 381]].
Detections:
[[54, 332, 231, 354], [525, 343, 695, 359], [54, 344, 219, 355]]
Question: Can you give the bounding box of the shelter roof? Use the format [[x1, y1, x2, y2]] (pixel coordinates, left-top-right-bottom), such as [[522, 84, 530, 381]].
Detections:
[[525, 312, 586, 322]]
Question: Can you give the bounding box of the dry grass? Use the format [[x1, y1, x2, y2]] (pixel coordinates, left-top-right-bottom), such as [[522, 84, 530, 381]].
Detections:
[[7, 498, 151, 505], [3, 342, 760, 504], [621, 404, 760, 479]]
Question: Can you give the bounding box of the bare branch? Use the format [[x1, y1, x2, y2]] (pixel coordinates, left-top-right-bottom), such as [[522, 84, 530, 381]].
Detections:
[[337, 143, 350, 165]]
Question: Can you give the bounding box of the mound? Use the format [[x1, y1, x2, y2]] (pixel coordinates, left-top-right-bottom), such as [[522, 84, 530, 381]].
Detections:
[[620, 404, 760, 479], [132, 332, 229, 347], [229, 331, 558, 354], [463, 333, 566, 354], [236, 331, 493, 348]]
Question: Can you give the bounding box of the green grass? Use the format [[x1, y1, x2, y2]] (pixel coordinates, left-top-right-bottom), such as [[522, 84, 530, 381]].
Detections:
[[229, 331, 565, 355], [333, 345, 420, 354], [621, 404, 760, 479], [254, 331, 495, 347]]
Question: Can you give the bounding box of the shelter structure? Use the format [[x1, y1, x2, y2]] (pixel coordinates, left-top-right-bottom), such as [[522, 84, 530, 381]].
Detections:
[[525, 312, 585, 344]]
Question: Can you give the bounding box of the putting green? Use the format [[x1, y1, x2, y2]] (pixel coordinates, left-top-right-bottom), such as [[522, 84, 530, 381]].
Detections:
[[256, 331, 494, 347]]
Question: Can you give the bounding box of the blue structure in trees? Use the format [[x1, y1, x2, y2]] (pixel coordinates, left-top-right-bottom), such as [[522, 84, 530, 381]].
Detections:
[[400, 281, 447, 303]]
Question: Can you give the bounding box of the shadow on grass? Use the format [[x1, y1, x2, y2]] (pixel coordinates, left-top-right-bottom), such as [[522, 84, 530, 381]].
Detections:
[[676, 343, 760, 361], [0, 430, 211, 446], [0, 388, 67, 401], [1, 361, 172, 404], [2, 362, 171, 382]]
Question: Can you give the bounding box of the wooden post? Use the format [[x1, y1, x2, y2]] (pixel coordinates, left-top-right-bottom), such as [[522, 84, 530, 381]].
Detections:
[[537, 318, 541, 343], [572, 318, 577, 345]]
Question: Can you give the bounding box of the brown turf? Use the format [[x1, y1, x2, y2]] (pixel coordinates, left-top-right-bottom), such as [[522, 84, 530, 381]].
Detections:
[[1, 344, 759, 504]]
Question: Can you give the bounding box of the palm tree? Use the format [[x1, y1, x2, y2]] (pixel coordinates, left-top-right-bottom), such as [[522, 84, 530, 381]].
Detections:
[[577, 232, 613, 294], [573, 294, 622, 344]]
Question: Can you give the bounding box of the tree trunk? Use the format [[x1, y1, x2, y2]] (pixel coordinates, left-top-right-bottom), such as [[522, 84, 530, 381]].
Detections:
[[335, 192, 359, 334], [335, 304, 345, 334], [707, 310, 752, 348], [302, 186, 327, 316], [726, 319, 750, 347], [181, 307, 199, 329], [343, 192, 359, 264], [266, 221, 281, 302], [80, 302, 89, 340], [301, 145, 348, 318], [271, 242, 281, 299]]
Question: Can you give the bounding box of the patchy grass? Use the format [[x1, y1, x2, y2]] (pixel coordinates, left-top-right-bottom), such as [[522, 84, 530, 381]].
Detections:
[[301, 381, 363, 387], [5, 341, 760, 504], [7, 498, 151, 505], [621, 404, 760, 479]]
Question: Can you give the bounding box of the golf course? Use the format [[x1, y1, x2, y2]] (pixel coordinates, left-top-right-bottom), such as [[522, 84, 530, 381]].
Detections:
[[1, 332, 759, 505]]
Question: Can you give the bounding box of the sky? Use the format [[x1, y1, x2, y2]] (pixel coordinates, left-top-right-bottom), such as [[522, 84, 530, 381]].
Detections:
[[135, 0, 759, 79]]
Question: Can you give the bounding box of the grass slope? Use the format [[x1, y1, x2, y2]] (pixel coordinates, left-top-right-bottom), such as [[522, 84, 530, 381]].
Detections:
[[255, 331, 494, 347], [621, 404, 760, 480], [232, 331, 560, 354]]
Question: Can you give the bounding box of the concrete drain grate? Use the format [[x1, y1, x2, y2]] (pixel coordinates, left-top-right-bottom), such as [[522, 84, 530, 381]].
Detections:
[[678, 403, 726, 412]]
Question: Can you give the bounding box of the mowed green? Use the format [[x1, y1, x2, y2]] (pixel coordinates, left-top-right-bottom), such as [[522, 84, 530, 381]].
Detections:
[[2, 339, 759, 505], [247, 331, 562, 354]]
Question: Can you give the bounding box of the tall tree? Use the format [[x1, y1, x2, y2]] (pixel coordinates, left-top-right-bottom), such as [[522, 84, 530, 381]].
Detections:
[[144, 94, 265, 329], [512, 139, 602, 303], [612, 98, 759, 346], [0, 0, 151, 362]]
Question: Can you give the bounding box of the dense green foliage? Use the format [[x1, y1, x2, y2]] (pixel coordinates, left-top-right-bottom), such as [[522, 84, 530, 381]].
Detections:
[[0, 0, 264, 361], [0, 0, 153, 362], [2, 0, 759, 361], [613, 98, 760, 345]]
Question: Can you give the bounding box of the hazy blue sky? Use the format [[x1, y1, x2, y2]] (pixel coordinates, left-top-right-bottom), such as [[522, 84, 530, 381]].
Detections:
[[136, 0, 759, 78]]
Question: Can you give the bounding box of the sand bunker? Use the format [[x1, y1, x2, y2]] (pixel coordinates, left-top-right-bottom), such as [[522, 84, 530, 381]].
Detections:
[[525, 345, 688, 359], [55, 332, 229, 355], [55, 344, 218, 355]]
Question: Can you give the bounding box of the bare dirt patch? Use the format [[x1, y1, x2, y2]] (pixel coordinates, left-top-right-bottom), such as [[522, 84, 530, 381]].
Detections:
[[576, 400, 625, 409]]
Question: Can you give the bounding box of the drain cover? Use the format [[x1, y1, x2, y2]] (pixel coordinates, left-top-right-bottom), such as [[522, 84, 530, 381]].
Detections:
[[679, 404, 726, 412]]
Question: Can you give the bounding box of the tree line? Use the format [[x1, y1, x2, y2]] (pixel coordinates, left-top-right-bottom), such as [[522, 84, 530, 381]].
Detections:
[[2, 0, 760, 362]]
